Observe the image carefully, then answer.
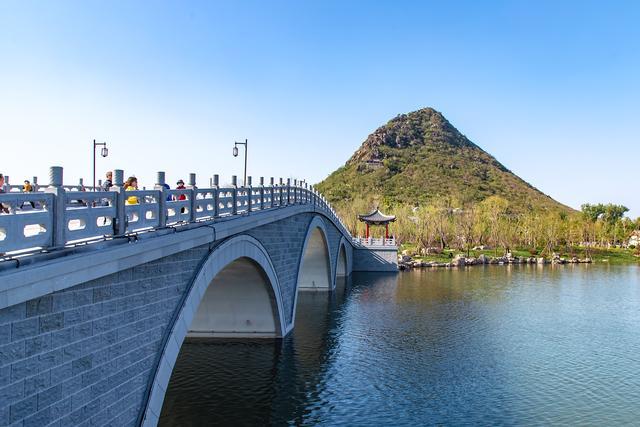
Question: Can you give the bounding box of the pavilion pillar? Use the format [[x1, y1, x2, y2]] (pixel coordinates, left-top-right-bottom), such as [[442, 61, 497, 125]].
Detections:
[[386, 223, 389, 239], [366, 223, 370, 239]]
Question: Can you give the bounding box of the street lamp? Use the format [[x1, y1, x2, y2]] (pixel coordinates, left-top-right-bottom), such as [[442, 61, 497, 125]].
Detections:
[[93, 139, 108, 191], [233, 139, 248, 187]]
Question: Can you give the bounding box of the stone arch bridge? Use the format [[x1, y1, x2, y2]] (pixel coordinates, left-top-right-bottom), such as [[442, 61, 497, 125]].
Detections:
[[0, 167, 396, 426]]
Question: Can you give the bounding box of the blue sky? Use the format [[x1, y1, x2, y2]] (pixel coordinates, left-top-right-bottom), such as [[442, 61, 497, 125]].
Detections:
[[1, 1, 639, 216]]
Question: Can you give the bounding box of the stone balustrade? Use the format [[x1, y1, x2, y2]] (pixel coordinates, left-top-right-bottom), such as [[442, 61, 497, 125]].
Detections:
[[0, 166, 349, 256], [352, 236, 397, 247]]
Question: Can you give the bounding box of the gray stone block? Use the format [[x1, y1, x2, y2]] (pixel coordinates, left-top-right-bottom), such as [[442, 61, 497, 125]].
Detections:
[[81, 304, 103, 322], [22, 406, 51, 427], [60, 375, 82, 397], [71, 386, 92, 411], [24, 334, 51, 357], [48, 396, 71, 420], [71, 355, 93, 376], [38, 348, 63, 371], [0, 381, 24, 406], [0, 364, 9, 383], [0, 405, 8, 426], [39, 313, 64, 333], [73, 290, 93, 307], [37, 383, 62, 410], [0, 341, 25, 366], [52, 293, 75, 312], [11, 318, 39, 341], [10, 394, 37, 423], [0, 304, 26, 326], [72, 323, 92, 341], [25, 296, 53, 318], [24, 370, 50, 395], [11, 355, 39, 382], [50, 362, 71, 384], [50, 328, 73, 348], [0, 324, 10, 345]]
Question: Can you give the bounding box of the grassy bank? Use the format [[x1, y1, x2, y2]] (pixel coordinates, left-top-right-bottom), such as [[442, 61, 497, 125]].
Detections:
[[399, 244, 640, 265]]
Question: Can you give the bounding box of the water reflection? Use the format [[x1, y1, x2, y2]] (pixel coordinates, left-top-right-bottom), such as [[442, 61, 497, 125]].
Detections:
[[160, 266, 640, 425]]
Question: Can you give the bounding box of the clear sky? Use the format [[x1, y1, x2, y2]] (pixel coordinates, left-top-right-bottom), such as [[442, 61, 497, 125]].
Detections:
[[1, 1, 638, 217]]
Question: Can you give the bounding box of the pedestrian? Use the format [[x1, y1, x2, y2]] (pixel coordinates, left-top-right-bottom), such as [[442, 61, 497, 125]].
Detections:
[[0, 173, 9, 213], [175, 179, 187, 214], [175, 180, 187, 200], [124, 176, 139, 205], [100, 171, 113, 207], [102, 171, 113, 191], [22, 180, 35, 208], [161, 182, 172, 201]]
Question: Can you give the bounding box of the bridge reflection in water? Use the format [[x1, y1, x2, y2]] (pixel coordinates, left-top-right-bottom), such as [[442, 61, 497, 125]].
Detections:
[[158, 274, 359, 425]]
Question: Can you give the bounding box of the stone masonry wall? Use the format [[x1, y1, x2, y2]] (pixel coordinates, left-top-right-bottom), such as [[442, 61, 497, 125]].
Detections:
[[0, 246, 209, 427]]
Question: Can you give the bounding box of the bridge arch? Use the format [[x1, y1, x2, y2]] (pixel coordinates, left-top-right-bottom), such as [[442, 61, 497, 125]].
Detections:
[[336, 236, 352, 281], [141, 235, 285, 426], [297, 216, 334, 291]]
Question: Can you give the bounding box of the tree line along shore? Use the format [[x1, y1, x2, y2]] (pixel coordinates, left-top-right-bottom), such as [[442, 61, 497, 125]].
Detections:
[[336, 196, 640, 267]]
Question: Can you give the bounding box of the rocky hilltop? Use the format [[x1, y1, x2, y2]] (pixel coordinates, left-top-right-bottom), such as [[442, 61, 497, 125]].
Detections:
[[316, 107, 571, 213]]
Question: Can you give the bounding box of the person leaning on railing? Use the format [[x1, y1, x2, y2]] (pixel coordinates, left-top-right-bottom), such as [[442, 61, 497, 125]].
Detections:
[[0, 173, 9, 213], [124, 176, 139, 205]]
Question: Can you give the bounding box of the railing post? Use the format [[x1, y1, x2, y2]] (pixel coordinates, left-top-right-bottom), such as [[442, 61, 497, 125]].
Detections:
[[155, 171, 168, 228], [212, 174, 219, 218], [259, 177, 264, 210], [246, 176, 252, 214], [188, 173, 197, 222], [269, 177, 274, 208], [231, 175, 238, 215], [286, 178, 291, 205], [44, 166, 66, 247], [112, 169, 127, 234], [293, 179, 298, 204], [32, 176, 38, 192], [279, 178, 284, 206], [78, 178, 84, 190]]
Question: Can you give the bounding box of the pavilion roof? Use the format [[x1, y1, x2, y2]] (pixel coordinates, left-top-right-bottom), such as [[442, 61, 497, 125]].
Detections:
[[357, 208, 396, 224]]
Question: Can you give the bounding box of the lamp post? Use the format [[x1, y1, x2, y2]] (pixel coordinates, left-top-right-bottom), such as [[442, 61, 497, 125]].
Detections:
[[233, 138, 248, 187], [93, 139, 108, 191]]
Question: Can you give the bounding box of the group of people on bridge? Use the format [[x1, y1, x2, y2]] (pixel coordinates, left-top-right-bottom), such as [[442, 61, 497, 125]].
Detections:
[[0, 171, 190, 212]]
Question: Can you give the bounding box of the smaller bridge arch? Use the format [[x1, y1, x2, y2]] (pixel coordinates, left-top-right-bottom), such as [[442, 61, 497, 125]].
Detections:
[[141, 235, 285, 426], [336, 236, 352, 281]]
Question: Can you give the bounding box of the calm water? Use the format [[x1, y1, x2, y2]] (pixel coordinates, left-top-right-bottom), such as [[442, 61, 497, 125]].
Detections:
[[159, 265, 640, 426]]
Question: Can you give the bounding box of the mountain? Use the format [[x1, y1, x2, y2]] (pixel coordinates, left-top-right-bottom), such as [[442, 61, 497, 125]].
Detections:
[[315, 107, 571, 213]]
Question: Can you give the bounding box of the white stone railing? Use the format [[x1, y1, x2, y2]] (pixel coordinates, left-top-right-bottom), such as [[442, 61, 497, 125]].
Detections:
[[352, 237, 396, 247], [0, 167, 350, 256]]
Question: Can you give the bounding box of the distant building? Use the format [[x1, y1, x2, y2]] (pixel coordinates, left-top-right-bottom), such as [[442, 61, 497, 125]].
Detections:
[[628, 230, 640, 247]]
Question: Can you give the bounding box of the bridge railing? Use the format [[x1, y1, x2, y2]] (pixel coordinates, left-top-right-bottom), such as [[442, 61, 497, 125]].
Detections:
[[352, 237, 397, 247], [0, 167, 350, 256]]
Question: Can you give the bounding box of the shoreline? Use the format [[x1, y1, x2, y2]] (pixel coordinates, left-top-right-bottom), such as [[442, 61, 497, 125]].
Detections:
[[398, 254, 594, 270]]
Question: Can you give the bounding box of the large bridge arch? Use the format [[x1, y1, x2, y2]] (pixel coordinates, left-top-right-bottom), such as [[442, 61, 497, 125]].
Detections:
[[141, 235, 285, 426]]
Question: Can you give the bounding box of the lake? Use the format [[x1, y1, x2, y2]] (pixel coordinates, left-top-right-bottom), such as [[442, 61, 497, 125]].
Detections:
[[159, 265, 640, 426]]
